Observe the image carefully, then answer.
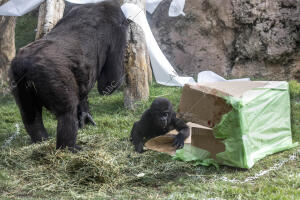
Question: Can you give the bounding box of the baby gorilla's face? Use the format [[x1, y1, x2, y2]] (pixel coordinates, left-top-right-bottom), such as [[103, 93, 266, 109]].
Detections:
[[150, 98, 173, 129], [152, 110, 170, 128]]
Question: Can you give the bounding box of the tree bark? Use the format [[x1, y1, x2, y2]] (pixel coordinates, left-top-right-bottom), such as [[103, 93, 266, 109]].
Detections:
[[35, 0, 65, 40], [123, 0, 152, 110], [0, 0, 16, 85]]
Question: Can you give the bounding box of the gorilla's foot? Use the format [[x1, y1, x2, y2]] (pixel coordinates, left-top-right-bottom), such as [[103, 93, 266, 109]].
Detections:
[[69, 145, 82, 153]]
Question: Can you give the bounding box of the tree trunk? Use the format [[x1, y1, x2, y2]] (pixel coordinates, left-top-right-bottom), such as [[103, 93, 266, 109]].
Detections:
[[0, 0, 15, 86], [123, 0, 152, 110], [35, 0, 65, 40]]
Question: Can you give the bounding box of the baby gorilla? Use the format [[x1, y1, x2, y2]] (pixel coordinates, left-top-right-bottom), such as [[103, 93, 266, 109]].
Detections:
[[130, 97, 189, 153]]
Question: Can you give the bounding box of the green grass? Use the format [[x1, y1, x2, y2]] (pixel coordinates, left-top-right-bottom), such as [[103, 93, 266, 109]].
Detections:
[[0, 82, 299, 200], [290, 80, 300, 142], [0, 14, 299, 200]]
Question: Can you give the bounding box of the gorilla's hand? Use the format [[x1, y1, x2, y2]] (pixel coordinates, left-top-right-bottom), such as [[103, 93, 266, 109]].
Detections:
[[173, 133, 185, 149], [79, 112, 96, 129]]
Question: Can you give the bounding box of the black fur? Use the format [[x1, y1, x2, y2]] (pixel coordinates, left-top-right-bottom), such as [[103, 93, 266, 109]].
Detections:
[[9, 1, 128, 152], [130, 98, 190, 153]]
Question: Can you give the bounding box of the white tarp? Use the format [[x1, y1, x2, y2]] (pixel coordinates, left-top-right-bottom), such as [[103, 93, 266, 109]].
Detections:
[[0, 0, 106, 16], [197, 71, 250, 83], [0, 0, 194, 86], [64, 0, 104, 4], [168, 0, 185, 17], [145, 0, 162, 14], [146, 0, 185, 17], [0, 0, 44, 16]]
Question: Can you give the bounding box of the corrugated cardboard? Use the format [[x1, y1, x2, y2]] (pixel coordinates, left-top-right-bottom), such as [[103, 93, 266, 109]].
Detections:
[[191, 126, 225, 159], [177, 82, 267, 127]]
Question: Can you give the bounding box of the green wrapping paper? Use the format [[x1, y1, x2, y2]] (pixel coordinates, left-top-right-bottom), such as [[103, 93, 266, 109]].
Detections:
[[174, 81, 298, 169]]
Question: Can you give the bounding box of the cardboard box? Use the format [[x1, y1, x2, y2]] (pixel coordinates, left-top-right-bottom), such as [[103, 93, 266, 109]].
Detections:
[[146, 81, 297, 169]]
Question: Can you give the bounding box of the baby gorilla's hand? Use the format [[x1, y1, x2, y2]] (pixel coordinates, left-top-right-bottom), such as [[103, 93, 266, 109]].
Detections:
[[173, 133, 185, 149], [135, 142, 144, 153]]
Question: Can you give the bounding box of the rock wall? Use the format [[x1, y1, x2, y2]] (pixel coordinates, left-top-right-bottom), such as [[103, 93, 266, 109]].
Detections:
[[147, 0, 300, 80]]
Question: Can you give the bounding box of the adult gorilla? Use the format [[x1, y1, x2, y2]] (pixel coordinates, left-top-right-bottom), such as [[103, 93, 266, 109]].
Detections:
[[9, 1, 128, 152]]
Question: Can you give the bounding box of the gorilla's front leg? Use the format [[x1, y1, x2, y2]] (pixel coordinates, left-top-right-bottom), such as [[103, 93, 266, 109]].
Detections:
[[130, 122, 145, 153], [77, 97, 96, 129], [56, 110, 81, 152]]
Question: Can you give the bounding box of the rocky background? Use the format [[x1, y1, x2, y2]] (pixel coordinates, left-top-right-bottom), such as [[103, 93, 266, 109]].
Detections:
[[147, 0, 300, 80]]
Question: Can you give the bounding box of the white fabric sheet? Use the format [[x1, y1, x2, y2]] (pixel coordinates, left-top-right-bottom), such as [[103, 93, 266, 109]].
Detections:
[[0, 0, 44, 16], [145, 0, 162, 14], [197, 71, 250, 83], [0, 0, 105, 16], [168, 0, 185, 17], [146, 0, 186, 17], [64, 0, 104, 4]]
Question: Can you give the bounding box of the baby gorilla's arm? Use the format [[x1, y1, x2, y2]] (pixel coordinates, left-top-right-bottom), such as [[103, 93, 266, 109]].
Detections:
[[171, 114, 189, 149]]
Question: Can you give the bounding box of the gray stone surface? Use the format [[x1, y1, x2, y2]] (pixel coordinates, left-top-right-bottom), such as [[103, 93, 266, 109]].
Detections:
[[147, 0, 300, 80]]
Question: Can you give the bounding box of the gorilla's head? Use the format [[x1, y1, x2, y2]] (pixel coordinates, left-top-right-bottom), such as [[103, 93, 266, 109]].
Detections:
[[150, 97, 173, 129]]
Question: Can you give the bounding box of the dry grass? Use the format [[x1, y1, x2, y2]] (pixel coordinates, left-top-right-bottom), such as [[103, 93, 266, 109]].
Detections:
[[0, 127, 195, 199]]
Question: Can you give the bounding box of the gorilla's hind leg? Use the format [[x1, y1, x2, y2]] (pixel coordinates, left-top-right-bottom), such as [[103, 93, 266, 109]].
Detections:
[[13, 84, 48, 143], [23, 106, 49, 143]]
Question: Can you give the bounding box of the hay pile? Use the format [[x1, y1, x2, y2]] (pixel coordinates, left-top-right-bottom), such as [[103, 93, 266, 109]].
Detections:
[[0, 133, 192, 198]]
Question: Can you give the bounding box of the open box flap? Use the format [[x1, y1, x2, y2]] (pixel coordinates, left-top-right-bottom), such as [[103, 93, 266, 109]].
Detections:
[[192, 81, 267, 98]]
